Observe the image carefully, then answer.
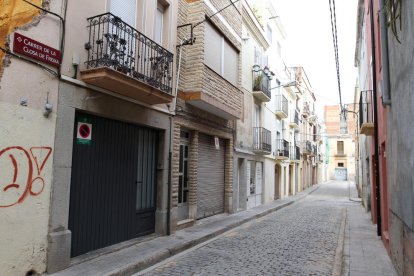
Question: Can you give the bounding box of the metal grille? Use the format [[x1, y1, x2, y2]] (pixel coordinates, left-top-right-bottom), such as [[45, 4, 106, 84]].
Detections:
[[197, 133, 225, 219]]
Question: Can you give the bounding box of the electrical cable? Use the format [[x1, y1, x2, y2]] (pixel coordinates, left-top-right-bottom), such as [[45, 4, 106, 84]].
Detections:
[[328, 0, 343, 110], [22, 0, 67, 77], [0, 46, 58, 76]]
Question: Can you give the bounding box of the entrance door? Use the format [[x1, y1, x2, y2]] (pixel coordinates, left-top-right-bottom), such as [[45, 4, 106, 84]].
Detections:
[[177, 131, 189, 221], [274, 165, 280, 199], [69, 113, 158, 257]]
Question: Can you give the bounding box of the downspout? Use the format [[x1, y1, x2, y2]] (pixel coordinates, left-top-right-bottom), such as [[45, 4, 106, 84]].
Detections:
[[167, 41, 184, 235], [369, 0, 382, 236], [378, 0, 391, 105]]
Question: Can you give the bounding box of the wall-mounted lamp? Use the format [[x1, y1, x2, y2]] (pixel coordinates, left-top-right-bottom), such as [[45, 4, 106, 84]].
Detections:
[[269, 80, 296, 90]]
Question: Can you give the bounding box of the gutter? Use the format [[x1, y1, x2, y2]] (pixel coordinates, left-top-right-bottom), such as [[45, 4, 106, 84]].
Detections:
[[369, 0, 382, 237], [378, 0, 391, 105]]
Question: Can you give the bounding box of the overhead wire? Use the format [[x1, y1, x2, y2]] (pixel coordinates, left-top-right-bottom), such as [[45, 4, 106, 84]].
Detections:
[[328, 0, 344, 110]]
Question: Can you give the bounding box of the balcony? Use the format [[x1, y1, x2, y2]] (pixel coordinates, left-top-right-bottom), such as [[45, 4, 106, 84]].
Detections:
[[303, 140, 313, 155], [359, 90, 374, 136], [253, 127, 272, 155], [252, 70, 271, 102], [302, 102, 310, 118], [81, 13, 174, 105], [317, 154, 323, 163], [311, 144, 317, 156], [289, 109, 299, 128], [289, 145, 301, 162], [275, 139, 289, 159], [275, 95, 288, 118]]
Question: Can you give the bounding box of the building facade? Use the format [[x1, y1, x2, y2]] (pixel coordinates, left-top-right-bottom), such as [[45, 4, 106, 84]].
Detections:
[[355, 0, 414, 274], [0, 0, 328, 274], [324, 105, 356, 181]]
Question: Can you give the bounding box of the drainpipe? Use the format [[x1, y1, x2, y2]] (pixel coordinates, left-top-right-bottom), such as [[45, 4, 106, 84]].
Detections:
[[369, 0, 382, 236], [167, 40, 185, 235], [378, 0, 391, 105]]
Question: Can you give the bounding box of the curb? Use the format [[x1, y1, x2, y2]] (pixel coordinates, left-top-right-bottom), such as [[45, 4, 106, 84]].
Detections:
[[332, 208, 347, 276]]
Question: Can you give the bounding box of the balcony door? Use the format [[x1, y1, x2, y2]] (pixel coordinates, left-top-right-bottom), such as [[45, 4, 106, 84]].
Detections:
[[109, 0, 136, 27]]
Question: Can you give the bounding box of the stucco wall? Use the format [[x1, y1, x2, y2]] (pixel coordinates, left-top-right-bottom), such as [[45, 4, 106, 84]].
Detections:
[[0, 40, 59, 276], [0, 1, 61, 273], [387, 0, 414, 273]]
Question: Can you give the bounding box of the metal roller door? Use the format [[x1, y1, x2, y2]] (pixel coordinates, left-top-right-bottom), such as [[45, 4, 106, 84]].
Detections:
[[197, 133, 225, 219], [69, 112, 158, 257]]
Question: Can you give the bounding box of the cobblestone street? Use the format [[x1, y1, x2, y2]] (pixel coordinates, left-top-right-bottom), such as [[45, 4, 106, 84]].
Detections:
[[139, 182, 355, 276]]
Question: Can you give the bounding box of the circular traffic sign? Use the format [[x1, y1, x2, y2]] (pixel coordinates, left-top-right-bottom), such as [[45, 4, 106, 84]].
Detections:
[[79, 124, 91, 138]]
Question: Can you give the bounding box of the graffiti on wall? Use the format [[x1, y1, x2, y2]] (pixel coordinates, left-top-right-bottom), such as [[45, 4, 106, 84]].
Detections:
[[0, 146, 52, 208]]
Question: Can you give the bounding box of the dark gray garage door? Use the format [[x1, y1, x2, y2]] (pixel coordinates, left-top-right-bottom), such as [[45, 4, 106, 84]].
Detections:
[[69, 112, 158, 257]]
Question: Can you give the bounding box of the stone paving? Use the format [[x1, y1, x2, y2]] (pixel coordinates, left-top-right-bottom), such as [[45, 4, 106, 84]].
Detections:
[[139, 182, 353, 276]]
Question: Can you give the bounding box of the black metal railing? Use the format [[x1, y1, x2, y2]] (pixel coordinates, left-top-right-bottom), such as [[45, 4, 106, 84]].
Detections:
[[317, 154, 323, 163], [312, 144, 317, 155], [303, 102, 310, 115], [291, 109, 299, 125], [275, 95, 288, 115], [276, 139, 290, 157], [359, 90, 373, 127], [253, 127, 272, 153], [296, 145, 301, 160], [84, 13, 173, 94], [252, 70, 271, 98], [306, 140, 312, 152], [289, 145, 300, 160]]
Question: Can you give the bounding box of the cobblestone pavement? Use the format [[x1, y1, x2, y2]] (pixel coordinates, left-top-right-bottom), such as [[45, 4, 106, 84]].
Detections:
[[139, 181, 354, 276]]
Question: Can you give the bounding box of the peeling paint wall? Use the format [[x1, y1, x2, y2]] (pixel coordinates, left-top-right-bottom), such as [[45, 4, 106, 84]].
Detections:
[[0, 0, 42, 72], [0, 0, 62, 275]]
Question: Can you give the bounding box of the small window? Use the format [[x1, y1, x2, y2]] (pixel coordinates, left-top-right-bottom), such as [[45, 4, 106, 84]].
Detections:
[[266, 24, 272, 43], [337, 141, 344, 155], [338, 162, 344, 167]]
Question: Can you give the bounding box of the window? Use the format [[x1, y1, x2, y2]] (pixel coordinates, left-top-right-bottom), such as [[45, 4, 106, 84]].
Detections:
[[204, 21, 239, 86], [337, 141, 344, 155], [338, 162, 344, 167], [266, 24, 272, 43], [109, 0, 136, 27], [154, 2, 164, 44], [178, 131, 189, 204]]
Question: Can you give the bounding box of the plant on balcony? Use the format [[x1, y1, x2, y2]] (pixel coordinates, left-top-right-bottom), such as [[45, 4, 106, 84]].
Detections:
[[253, 73, 263, 91]]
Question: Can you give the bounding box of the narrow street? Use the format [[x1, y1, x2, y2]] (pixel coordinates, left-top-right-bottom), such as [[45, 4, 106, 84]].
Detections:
[[138, 182, 395, 276]]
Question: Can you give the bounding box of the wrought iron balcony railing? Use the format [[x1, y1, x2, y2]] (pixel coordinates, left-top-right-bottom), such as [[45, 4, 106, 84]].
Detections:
[[84, 13, 173, 94], [275, 95, 288, 116], [252, 70, 271, 99], [253, 127, 272, 153], [289, 145, 301, 160], [306, 140, 312, 153], [275, 139, 290, 158], [359, 90, 374, 135], [290, 109, 299, 125], [303, 102, 310, 117]]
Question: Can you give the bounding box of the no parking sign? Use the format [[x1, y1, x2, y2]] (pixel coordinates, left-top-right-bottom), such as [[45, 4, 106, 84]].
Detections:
[[76, 117, 92, 145]]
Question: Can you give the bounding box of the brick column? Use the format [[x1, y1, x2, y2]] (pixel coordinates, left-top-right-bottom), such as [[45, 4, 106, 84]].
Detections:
[[224, 137, 234, 213], [188, 130, 199, 220]]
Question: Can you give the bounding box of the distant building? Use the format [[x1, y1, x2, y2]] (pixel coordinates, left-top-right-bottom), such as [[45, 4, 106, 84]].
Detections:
[[324, 105, 356, 181]]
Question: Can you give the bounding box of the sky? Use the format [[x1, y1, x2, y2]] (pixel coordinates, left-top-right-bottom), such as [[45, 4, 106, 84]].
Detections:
[[274, 0, 358, 119]]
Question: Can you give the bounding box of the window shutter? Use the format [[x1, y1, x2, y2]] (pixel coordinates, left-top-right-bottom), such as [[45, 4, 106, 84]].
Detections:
[[110, 0, 136, 27]]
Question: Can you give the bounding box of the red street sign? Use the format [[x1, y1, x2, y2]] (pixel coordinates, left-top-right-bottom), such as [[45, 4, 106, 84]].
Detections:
[[13, 33, 60, 68], [78, 124, 91, 139]]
